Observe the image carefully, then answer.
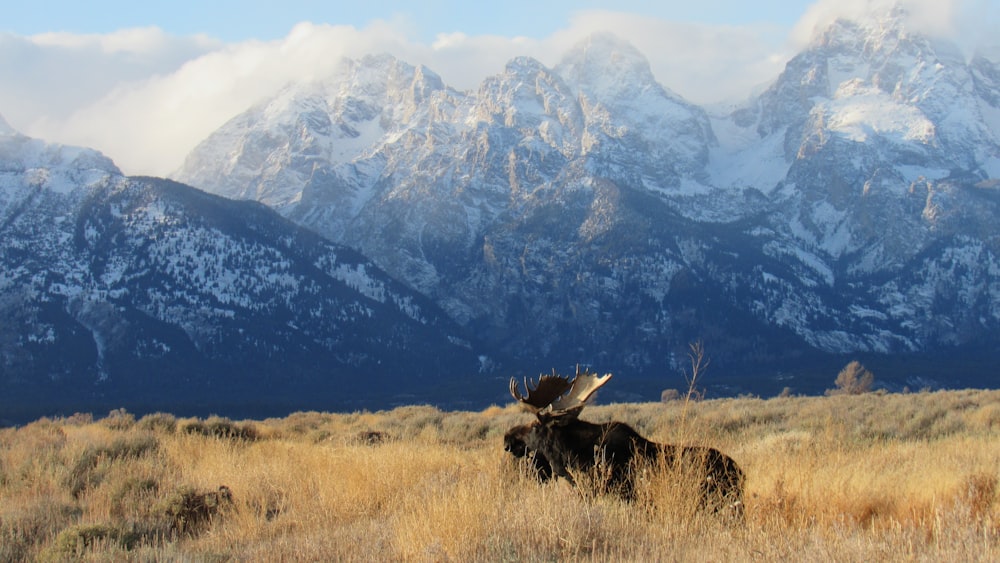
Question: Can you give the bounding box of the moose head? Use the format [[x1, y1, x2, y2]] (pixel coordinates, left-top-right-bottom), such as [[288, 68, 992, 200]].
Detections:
[[503, 366, 614, 486]]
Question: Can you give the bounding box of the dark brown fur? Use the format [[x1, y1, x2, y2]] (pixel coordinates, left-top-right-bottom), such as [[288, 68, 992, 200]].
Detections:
[[504, 416, 744, 515]]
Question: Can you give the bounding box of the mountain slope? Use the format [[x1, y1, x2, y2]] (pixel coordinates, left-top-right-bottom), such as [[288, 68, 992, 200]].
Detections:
[[0, 128, 485, 422]]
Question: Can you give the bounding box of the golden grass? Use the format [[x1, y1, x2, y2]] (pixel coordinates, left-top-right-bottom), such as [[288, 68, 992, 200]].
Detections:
[[1, 389, 998, 561]]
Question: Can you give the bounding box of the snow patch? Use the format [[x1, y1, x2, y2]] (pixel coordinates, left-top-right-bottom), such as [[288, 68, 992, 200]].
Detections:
[[897, 164, 950, 183], [708, 117, 789, 194], [332, 262, 387, 303], [822, 81, 936, 145], [850, 305, 887, 320]]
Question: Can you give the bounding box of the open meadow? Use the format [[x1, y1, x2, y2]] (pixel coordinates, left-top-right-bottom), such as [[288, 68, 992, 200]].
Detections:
[[2, 388, 999, 561]]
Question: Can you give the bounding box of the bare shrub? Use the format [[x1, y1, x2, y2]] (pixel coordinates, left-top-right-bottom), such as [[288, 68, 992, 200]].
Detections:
[[181, 417, 258, 441], [661, 388, 681, 402], [42, 523, 141, 560], [279, 411, 333, 436], [350, 430, 392, 446], [137, 412, 178, 434], [155, 485, 233, 537], [828, 360, 874, 395], [60, 412, 94, 426], [102, 408, 136, 431]]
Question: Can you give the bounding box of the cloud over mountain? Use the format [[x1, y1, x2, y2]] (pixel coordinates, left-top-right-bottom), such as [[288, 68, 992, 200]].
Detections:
[[1, 11, 789, 177], [1, 0, 996, 177]]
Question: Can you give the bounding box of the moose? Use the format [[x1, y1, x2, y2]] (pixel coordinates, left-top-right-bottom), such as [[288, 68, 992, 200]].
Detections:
[[503, 368, 744, 516]]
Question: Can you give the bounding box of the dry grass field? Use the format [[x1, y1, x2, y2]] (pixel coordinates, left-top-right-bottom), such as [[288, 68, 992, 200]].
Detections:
[[1, 388, 999, 561]]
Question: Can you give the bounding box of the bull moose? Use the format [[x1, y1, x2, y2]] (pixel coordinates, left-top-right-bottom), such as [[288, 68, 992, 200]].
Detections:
[[503, 368, 744, 516]]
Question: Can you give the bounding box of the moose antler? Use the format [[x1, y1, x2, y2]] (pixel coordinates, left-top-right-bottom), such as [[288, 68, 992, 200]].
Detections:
[[510, 370, 573, 411], [510, 366, 612, 415], [551, 366, 612, 412]]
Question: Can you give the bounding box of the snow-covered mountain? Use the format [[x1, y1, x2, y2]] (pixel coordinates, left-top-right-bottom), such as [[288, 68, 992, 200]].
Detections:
[[0, 124, 485, 422], [174, 12, 1000, 395], [731, 9, 1000, 352]]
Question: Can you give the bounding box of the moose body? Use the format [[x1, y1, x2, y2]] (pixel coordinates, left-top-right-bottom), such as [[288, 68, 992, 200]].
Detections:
[[505, 418, 744, 511], [504, 369, 744, 516]]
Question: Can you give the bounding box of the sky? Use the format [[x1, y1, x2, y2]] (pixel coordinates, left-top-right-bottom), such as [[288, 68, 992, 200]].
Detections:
[[1, 0, 997, 176], [4, 1, 814, 43]]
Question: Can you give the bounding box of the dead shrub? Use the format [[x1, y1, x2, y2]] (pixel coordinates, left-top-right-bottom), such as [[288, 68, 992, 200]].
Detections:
[[137, 412, 178, 434], [828, 361, 874, 395], [60, 412, 94, 426], [41, 523, 141, 560], [661, 388, 682, 402], [350, 430, 392, 446], [181, 417, 258, 441], [155, 485, 234, 537], [280, 411, 333, 436], [102, 408, 136, 431]]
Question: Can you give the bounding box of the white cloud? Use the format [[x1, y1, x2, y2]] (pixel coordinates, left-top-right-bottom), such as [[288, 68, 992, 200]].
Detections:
[[791, 0, 1000, 55], [0, 28, 219, 125], [8, 20, 418, 176], [31, 26, 218, 54], [1, 0, 995, 177], [555, 11, 790, 105]]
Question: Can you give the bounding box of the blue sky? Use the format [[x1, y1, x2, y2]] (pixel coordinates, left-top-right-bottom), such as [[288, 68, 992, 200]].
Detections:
[[4, 1, 814, 42], [1, 0, 994, 175]]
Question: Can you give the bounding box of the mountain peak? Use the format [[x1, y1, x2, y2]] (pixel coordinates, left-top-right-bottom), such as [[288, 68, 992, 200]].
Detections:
[[555, 33, 658, 97], [563, 32, 647, 64], [502, 55, 548, 76], [809, 2, 965, 62]]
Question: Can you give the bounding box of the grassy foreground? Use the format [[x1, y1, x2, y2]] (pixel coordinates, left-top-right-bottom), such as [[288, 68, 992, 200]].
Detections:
[[1, 389, 999, 561]]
